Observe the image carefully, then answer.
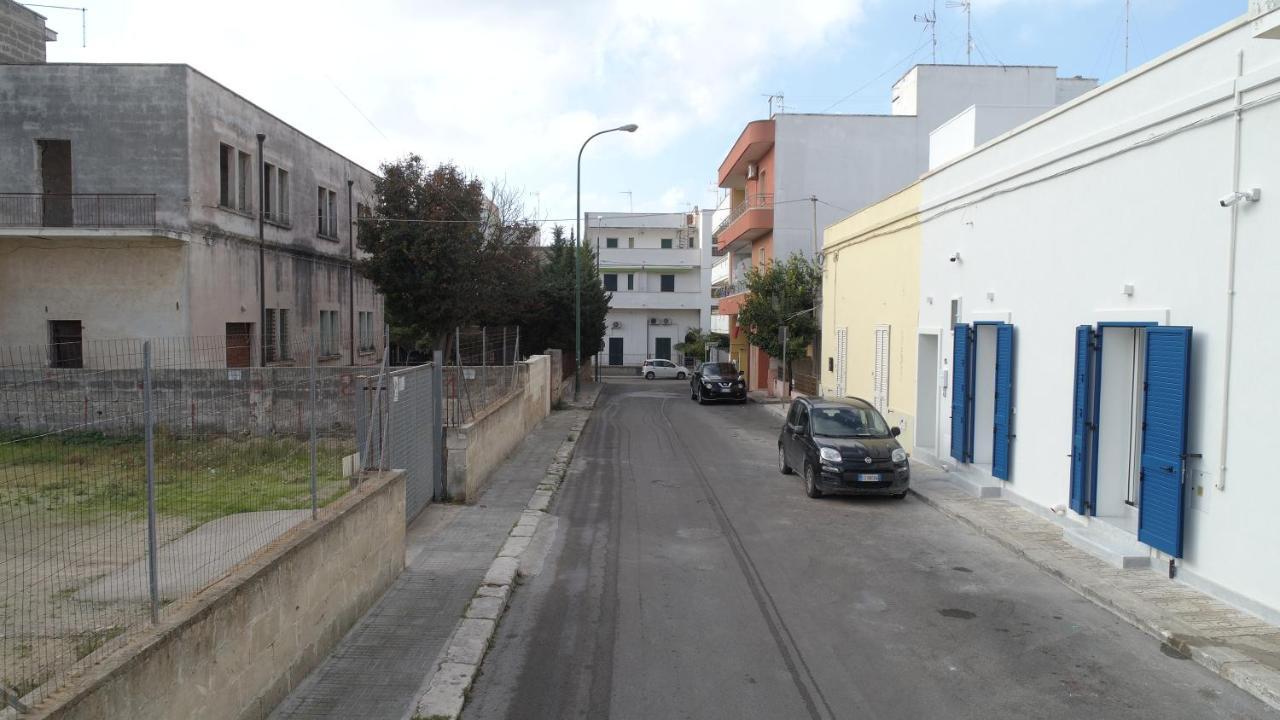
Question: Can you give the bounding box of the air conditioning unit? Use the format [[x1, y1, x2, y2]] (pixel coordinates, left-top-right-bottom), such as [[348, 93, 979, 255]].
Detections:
[[649, 318, 658, 325], [611, 321, 622, 329], [662, 318, 671, 325], [747, 162, 758, 179]]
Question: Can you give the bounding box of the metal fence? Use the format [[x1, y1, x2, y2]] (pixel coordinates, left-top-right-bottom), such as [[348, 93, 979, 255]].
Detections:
[[356, 358, 443, 515], [0, 332, 404, 711], [0, 193, 158, 229], [443, 326, 525, 426]]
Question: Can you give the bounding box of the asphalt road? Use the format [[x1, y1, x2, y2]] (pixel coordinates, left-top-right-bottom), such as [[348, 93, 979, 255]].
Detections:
[[464, 379, 1270, 720]]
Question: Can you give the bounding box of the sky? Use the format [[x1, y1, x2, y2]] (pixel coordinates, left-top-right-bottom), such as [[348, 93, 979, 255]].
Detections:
[[37, 0, 1244, 237]]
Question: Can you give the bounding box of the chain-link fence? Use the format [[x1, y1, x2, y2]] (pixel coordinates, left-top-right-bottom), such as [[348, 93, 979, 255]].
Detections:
[[443, 326, 525, 426], [0, 332, 403, 711]]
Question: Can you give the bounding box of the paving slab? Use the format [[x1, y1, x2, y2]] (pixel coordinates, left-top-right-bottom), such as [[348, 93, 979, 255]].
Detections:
[[911, 470, 1280, 713], [268, 406, 588, 720]]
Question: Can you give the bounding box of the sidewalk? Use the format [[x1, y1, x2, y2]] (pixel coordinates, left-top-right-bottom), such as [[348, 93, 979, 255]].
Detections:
[[269, 384, 600, 720], [911, 469, 1280, 712]]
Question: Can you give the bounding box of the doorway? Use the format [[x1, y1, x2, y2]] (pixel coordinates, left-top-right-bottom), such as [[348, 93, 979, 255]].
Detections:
[[1094, 326, 1146, 529], [608, 337, 624, 366], [916, 333, 939, 455], [654, 337, 671, 361], [226, 323, 253, 368], [38, 139, 73, 227]]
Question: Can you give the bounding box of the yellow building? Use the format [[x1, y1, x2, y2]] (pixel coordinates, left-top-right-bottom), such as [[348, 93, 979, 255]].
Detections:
[[820, 182, 922, 451]]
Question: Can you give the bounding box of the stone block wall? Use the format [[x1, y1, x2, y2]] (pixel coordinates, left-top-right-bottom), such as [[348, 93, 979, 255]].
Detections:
[[446, 356, 551, 502], [0, 0, 52, 63], [29, 470, 406, 720], [0, 367, 366, 438]]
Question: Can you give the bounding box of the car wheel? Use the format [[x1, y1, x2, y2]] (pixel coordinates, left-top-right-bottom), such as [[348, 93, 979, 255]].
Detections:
[[804, 464, 823, 499], [645, 371, 655, 380], [677, 371, 686, 380], [778, 445, 792, 475]]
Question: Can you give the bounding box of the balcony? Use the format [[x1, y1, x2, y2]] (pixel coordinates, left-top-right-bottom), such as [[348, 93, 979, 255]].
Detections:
[[717, 119, 775, 188], [714, 280, 750, 316], [0, 193, 157, 229], [606, 289, 705, 312], [597, 246, 700, 269], [713, 193, 773, 254]]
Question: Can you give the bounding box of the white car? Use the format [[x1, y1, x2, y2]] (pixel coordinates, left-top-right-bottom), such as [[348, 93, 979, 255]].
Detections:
[[641, 358, 686, 380]]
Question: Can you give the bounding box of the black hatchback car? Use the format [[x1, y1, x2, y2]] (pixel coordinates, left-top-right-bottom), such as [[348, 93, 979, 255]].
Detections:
[[690, 362, 747, 404], [777, 397, 909, 499]]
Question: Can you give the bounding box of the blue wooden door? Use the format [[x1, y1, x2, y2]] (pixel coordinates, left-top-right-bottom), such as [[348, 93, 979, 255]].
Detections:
[[1138, 326, 1192, 557], [1069, 325, 1094, 515], [992, 324, 1015, 480], [950, 324, 974, 463]]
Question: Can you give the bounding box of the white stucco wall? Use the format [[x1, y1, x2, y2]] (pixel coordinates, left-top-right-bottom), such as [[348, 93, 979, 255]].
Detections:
[[915, 9, 1280, 618]]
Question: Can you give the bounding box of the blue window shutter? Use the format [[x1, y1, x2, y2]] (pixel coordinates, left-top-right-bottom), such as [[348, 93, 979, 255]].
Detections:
[[1069, 325, 1094, 514], [1138, 326, 1193, 558], [950, 324, 975, 463], [992, 324, 1015, 480]]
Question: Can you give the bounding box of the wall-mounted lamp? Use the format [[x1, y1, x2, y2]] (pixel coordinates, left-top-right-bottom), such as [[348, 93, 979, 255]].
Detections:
[[1123, 283, 1135, 297], [1219, 188, 1261, 207]]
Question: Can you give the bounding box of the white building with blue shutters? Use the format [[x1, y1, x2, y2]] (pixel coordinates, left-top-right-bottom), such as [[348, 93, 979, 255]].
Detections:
[[907, 3, 1280, 622]]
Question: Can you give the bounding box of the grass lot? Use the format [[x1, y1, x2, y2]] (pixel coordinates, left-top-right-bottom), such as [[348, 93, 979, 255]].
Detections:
[[0, 431, 351, 523]]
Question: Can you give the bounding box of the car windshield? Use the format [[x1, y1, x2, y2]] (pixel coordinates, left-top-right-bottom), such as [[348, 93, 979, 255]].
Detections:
[[810, 406, 891, 438], [700, 363, 737, 379]]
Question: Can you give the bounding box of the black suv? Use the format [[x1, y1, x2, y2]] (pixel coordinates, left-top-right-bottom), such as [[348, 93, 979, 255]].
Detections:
[[690, 362, 747, 404], [777, 397, 909, 499]]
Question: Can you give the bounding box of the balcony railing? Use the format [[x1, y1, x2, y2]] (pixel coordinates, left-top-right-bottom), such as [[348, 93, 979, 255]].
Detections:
[[710, 279, 749, 299], [713, 193, 772, 238], [0, 193, 157, 228]]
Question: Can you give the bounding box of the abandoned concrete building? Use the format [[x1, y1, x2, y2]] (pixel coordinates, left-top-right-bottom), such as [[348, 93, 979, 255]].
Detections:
[[0, 52, 384, 367]]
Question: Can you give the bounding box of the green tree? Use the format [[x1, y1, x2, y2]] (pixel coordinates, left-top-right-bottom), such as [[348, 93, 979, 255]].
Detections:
[[523, 225, 611, 370], [735, 254, 821, 377], [356, 157, 539, 352], [674, 328, 729, 364]]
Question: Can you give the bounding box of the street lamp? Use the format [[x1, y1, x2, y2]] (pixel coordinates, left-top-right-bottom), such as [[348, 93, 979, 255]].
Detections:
[[575, 123, 638, 401]]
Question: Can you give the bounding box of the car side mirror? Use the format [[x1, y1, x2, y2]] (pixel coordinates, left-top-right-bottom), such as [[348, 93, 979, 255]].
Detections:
[[890, 426, 901, 437]]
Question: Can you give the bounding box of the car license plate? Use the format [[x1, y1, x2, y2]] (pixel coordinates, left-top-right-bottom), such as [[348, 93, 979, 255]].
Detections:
[[857, 473, 881, 482]]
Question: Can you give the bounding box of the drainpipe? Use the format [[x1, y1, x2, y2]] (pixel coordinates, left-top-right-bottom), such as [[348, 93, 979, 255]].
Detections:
[[1217, 50, 1245, 491], [257, 133, 266, 365], [348, 179, 355, 364]]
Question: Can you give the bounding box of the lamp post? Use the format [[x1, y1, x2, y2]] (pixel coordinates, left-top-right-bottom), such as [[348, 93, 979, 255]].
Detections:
[[575, 123, 638, 401]]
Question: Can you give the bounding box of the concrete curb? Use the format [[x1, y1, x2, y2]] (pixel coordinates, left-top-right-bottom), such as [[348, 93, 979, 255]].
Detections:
[[909, 483, 1280, 713], [412, 398, 596, 720]]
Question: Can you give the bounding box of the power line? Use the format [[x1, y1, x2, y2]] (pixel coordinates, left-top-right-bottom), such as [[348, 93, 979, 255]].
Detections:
[[820, 37, 933, 113], [324, 74, 390, 142]]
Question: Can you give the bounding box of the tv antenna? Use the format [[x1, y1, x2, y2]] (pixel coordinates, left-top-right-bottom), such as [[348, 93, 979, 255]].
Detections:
[[763, 91, 785, 116], [946, 0, 972, 65], [1123, 0, 1131, 72], [914, 1, 938, 64], [22, 3, 86, 47]]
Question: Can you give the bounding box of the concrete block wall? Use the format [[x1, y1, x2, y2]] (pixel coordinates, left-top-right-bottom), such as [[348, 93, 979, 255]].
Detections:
[[0, 367, 363, 437], [446, 356, 551, 502], [0, 0, 52, 63], [28, 470, 406, 720]]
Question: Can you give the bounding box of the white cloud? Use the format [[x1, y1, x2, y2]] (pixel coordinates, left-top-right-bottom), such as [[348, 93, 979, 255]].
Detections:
[[44, 0, 868, 224]]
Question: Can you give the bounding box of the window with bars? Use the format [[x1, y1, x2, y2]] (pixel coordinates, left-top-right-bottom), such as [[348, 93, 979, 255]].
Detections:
[[279, 309, 291, 359], [264, 309, 278, 362]]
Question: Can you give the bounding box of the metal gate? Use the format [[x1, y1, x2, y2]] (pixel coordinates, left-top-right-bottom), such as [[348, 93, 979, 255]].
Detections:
[[357, 360, 444, 522]]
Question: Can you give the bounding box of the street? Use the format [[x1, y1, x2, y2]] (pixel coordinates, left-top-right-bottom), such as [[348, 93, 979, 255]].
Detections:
[[463, 378, 1270, 720]]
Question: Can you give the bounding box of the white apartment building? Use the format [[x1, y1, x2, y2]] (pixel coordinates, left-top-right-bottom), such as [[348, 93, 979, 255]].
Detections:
[[587, 211, 709, 367]]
